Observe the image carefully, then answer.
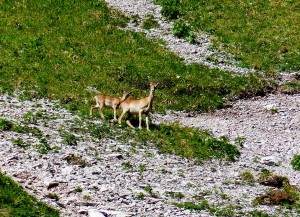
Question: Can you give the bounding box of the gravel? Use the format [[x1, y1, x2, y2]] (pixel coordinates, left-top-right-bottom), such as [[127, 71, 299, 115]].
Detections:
[[1, 91, 300, 217]]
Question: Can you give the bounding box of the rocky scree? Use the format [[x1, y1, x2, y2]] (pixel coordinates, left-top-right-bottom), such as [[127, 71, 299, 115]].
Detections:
[[1, 92, 300, 217]]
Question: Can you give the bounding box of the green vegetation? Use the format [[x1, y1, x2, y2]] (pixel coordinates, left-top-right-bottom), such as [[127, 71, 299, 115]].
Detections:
[[173, 200, 209, 211], [1, 0, 274, 115], [209, 204, 235, 216], [118, 123, 240, 161], [248, 210, 270, 217], [138, 164, 146, 174], [122, 161, 133, 171], [64, 155, 87, 167], [0, 172, 59, 217], [36, 137, 53, 154], [172, 19, 196, 44], [136, 192, 145, 200], [155, 0, 300, 71], [1, 0, 288, 213], [166, 191, 185, 199], [144, 185, 158, 198], [141, 14, 160, 30], [291, 155, 300, 171], [240, 170, 256, 184], [12, 138, 29, 149], [60, 131, 78, 146], [0, 118, 13, 131]]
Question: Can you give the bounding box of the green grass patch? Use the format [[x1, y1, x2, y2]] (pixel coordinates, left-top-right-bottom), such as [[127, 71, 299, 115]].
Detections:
[[119, 122, 240, 162], [141, 14, 160, 30], [0, 0, 275, 115], [291, 155, 300, 171], [155, 0, 300, 72], [0, 172, 59, 216], [173, 200, 209, 211]]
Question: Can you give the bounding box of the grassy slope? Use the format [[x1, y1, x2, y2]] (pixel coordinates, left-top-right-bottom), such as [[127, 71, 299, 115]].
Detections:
[[0, 172, 59, 217], [1, 0, 273, 115], [157, 0, 300, 71]]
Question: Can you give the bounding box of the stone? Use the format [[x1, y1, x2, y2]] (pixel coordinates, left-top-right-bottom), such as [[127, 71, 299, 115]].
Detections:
[[260, 156, 282, 166], [88, 209, 107, 217], [45, 181, 59, 189], [62, 166, 73, 175]]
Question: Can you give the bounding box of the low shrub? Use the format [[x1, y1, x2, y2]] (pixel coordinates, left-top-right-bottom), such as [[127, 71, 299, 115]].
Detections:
[[291, 155, 300, 171], [172, 20, 196, 44], [156, 0, 181, 20], [0, 118, 13, 131]]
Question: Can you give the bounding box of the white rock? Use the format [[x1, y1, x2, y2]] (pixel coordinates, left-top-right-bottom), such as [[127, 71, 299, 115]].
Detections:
[[264, 104, 277, 110], [62, 166, 73, 175], [260, 156, 282, 166], [88, 209, 106, 217]]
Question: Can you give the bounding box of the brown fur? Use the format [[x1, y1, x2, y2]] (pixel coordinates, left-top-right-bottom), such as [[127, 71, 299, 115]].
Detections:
[[118, 82, 159, 131], [90, 91, 131, 121]]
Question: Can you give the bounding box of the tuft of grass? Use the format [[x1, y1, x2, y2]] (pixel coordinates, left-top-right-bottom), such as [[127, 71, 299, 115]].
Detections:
[[248, 210, 270, 217], [173, 200, 209, 211], [0, 118, 13, 131], [138, 164, 146, 174], [209, 204, 236, 217], [12, 138, 29, 149], [240, 170, 256, 183], [141, 14, 160, 30], [156, 0, 181, 20], [144, 185, 158, 198], [122, 161, 133, 171], [166, 191, 185, 199], [88, 122, 114, 140], [291, 155, 300, 171], [60, 131, 78, 146], [172, 20, 197, 44], [64, 155, 87, 167], [36, 137, 52, 154], [0, 172, 59, 216], [136, 192, 145, 200]]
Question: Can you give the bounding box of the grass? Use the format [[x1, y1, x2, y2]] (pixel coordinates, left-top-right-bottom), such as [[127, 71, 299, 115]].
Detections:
[[155, 0, 300, 72], [0, 0, 275, 115], [291, 155, 300, 171], [173, 200, 209, 211], [118, 122, 240, 162], [0, 172, 59, 217]]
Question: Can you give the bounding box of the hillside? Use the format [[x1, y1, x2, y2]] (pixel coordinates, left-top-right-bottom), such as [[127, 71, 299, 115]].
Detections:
[[1, 0, 300, 216]]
